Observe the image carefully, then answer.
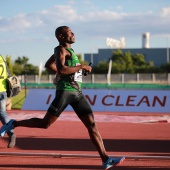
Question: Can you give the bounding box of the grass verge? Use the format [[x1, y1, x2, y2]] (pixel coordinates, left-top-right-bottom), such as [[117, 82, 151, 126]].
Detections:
[[10, 89, 27, 109]]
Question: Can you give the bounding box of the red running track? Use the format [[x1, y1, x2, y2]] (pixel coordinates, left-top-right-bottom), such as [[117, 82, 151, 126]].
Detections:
[[0, 110, 170, 170]]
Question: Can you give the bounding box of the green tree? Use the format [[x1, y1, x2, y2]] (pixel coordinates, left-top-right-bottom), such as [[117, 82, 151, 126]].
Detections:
[[13, 56, 38, 75], [13, 63, 23, 75], [25, 64, 39, 75], [15, 56, 29, 65], [93, 61, 108, 73], [160, 62, 170, 73], [109, 49, 158, 73], [132, 53, 146, 65], [132, 54, 159, 73], [5, 55, 14, 75], [111, 50, 128, 73], [123, 51, 133, 73], [77, 54, 88, 65]]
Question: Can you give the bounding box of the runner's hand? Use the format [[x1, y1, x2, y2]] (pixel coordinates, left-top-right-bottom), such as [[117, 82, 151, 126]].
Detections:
[[53, 75, 60, 86]]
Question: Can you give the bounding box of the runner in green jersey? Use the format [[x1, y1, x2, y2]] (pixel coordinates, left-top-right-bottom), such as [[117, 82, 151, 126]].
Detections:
[[0, 26, 125, 169], [54, 47, 82, 91]]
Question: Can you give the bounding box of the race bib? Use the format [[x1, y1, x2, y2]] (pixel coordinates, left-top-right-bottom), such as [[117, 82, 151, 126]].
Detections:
[[74, 64, 82, 82]]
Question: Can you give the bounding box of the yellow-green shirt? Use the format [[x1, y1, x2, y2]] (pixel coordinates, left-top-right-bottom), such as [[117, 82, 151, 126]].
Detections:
[[0, 56, 8, 92]]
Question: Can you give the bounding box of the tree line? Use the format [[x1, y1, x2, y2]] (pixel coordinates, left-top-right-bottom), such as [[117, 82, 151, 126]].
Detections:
[[93, 49, 170, 74], [4, 49, 170, 76], [5, 54, 88, 75]]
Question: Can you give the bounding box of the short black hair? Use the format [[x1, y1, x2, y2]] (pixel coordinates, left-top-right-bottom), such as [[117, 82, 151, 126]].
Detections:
[[55, 26, 68, 39]]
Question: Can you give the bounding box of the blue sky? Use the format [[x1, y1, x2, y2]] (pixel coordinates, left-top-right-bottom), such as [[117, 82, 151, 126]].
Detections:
[[0, 0, 170, 67]]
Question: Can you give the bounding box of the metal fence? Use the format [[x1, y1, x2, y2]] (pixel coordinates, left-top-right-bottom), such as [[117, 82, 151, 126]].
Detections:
[[20, 73, 170, 85]]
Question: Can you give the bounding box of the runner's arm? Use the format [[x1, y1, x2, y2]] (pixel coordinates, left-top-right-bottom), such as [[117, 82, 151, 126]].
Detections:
[[56, 47, 92, 75], [45, 54, 58, 74]]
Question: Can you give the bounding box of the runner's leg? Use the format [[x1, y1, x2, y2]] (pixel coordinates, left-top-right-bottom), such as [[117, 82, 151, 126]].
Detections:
[[79, 114, 109, 162], [71, 91, 109, 162], [14, 90, 69, 129], [13, 112, 58, 129]]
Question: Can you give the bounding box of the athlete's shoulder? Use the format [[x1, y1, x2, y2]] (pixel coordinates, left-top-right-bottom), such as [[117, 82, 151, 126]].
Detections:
[[54, 45, 70, 55], [54, 45, 64, 53]]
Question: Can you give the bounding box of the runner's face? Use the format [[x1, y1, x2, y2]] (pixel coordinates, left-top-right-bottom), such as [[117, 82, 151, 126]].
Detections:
[[62, 27, 75, 44]]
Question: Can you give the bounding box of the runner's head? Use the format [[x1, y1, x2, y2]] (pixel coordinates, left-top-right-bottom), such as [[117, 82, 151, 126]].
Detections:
[[55, 26, 75, 44]]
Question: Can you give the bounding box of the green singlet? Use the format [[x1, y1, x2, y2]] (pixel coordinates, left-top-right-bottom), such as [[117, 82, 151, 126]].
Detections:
[[54, 47, 82, 92]]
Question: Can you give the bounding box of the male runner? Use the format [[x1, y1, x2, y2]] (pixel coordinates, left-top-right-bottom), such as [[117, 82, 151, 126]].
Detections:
[[0, 26, 125, 169]]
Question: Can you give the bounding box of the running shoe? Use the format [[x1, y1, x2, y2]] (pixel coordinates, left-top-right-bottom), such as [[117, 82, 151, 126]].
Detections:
[[102, 156, 125, 169], [0, 119, 15, 137], [8, 133, 16, 148]]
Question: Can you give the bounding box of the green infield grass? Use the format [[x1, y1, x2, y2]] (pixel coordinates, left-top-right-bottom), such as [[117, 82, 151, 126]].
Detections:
[[10, 89, 27, 109]]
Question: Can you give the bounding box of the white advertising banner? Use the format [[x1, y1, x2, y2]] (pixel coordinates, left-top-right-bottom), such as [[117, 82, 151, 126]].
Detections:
[[22, 89, 170, 113]]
